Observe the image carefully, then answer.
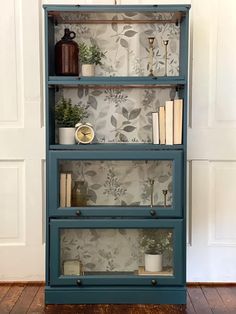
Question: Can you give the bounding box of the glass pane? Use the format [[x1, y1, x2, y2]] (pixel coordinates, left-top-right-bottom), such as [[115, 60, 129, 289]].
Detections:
[[56, 87, 176, 144], [59, 160, 173, 207], [53, 12, 180, 77], [60, 228, 174, 276]]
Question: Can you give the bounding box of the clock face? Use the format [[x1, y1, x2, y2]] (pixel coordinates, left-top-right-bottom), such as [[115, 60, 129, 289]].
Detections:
[[75, 125, 94, 144]]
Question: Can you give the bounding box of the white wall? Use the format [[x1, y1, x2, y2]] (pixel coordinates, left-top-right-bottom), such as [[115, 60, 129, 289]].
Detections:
[[0, 0, 236, 281]]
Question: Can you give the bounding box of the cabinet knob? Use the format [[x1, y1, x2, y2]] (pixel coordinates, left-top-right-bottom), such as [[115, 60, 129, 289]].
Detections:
[[76, 210, 81, 216], [150, 210, 156, 217], [77, 279, 82, 286], [151, 279, 157, 286]]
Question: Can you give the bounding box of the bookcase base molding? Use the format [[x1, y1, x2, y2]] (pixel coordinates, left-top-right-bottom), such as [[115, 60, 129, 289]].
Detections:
[[45, 287, 186, 305]]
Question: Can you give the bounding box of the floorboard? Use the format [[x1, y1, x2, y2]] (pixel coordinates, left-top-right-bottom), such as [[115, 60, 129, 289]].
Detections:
[[10, 283, 39, 314], [0, 284, 25, 313], [216, 287, 236, 313], [0, 283, 235, 313], [27, 285, 45, 313], [201, 286, 228, 314], [188, 286, 213, 314]]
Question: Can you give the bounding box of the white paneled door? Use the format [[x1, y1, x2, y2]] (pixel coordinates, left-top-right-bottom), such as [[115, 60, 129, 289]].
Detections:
[[0, 0, 44, 280], [187, 0, 236, 281]]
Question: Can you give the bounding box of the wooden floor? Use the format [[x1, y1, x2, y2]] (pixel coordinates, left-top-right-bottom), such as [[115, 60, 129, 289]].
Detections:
[[0, 283, 235, 313]]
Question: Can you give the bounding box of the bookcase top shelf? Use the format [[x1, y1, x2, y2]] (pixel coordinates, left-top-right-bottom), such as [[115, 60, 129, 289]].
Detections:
[[48, 76, 186, 87]]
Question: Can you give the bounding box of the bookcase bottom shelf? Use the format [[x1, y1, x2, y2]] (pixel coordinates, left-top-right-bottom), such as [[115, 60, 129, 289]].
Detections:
[[45, 286, 186, 304]]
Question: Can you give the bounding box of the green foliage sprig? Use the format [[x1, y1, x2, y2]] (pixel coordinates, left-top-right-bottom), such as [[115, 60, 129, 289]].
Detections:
[[140, 230, 173, 255], [55, 97, 88, 128], [79, 42, 106, 65]]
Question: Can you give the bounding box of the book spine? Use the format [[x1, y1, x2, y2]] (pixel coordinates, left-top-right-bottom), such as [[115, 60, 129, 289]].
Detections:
[[66, 173, 72, 207], [159, 106, 166, 145], [165, 100, 174, 145], [60, 173, 66, 208], [174, 99, 183, 144], [152, 112, 159, 144]]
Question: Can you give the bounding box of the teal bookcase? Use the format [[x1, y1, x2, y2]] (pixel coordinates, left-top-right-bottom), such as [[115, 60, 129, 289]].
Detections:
[[44, 4, 190, 304]]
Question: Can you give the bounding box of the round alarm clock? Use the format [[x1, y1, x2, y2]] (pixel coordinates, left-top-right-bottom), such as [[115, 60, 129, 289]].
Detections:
[[75, 123, 95, 144]]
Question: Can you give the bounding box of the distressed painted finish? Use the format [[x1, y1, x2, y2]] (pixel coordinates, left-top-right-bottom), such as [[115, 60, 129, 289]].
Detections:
[[44, 4, 190, 304]]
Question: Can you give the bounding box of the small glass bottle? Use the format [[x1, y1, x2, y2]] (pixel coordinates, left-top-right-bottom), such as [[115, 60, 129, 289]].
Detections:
[[71, 180, 88, 206]]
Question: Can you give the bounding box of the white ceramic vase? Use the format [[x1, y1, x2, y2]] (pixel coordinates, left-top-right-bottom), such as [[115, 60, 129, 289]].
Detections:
[[59, 127, 75, 145], [81, 64, 95, 76], [144, 253, 163, 272]]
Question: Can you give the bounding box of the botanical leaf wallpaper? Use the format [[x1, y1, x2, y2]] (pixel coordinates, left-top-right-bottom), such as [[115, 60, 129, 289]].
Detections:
[[55, 12, 180, 76], [60, 160, 172, 206], [57, 13, 177, 275], [59, 87, 176, 143], [60, 228, 173, 273]]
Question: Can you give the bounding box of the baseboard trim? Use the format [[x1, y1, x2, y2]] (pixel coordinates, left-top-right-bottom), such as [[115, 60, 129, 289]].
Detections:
[[0, 281, 45, 285], [187, 282, 236, 286]]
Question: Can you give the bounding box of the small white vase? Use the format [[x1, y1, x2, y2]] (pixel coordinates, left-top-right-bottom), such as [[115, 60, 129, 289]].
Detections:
[[145, 253, 163, 272], [59, 127, 75, 145], [81, 64, 95, 76]]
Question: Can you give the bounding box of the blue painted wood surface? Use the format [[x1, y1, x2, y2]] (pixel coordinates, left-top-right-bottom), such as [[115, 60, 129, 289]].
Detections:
[[45, 286, 186, 304], [43, 4, 190, 13], [48, 76, 186, 86], [44, 3, 190, 304]]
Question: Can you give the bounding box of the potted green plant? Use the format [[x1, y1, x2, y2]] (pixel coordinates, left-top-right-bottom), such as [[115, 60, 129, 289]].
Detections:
[[79, 42, 106, 76], [55, 97, 88, 144], [140, 230, 172, 272]]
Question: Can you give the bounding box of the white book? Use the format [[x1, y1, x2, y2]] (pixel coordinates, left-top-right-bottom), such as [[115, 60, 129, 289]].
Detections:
[[174, 99, 183, 144], [60, 173, 67, 208], [165, 100, 174, 145], [159, 106, 166, 145], [66, 173, 72, 207], [152, 112, 159, 144]]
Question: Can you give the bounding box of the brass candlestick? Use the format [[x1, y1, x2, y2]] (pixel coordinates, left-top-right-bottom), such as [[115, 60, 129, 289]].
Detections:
[[148, 37, 155, 76], [149, 179, 155, 207], [162, 189, 168, 207], [163, 40, 169, 76]]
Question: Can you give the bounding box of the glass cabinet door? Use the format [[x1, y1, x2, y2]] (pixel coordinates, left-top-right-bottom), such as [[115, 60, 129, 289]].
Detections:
[[50, 219, 184, 286], [48, 150, 183, 217]]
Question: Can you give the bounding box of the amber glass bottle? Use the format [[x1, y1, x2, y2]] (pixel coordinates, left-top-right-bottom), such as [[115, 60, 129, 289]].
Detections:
[[55, 28, 79, 75]]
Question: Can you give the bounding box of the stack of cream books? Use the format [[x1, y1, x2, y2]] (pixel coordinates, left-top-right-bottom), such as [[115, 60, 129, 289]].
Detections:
[[60, 173, 72, 207], [152, 98, 183, 145]]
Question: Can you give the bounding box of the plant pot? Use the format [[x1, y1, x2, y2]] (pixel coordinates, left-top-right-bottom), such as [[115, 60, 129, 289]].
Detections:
[[59, 127, 75, 145], [144, 253, 163, 272], [81, 64, 95, 76]]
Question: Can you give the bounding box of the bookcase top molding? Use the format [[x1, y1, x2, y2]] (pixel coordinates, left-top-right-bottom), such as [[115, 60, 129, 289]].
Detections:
[[43, 4, 191, 12], [44, 5, 190, 25]]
